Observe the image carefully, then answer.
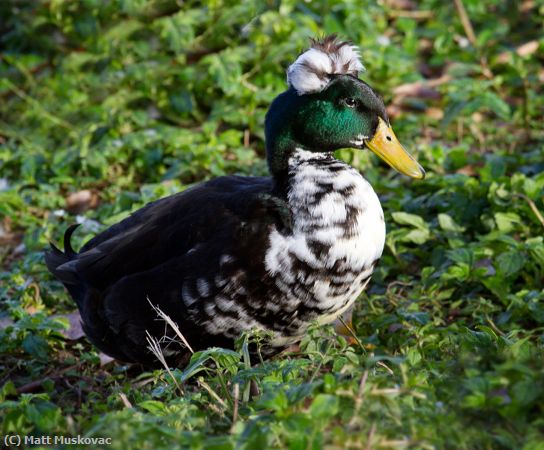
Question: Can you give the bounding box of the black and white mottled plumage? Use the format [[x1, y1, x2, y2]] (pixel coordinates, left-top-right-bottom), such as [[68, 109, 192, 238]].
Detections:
[[45, 36, 405, 366]]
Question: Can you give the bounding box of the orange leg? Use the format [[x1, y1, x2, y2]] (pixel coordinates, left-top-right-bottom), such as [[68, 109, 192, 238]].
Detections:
[[333, 307, 358, 345]]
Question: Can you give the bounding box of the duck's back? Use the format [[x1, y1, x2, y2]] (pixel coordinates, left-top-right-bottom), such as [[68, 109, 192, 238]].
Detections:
[[76, 176, 274, 288]]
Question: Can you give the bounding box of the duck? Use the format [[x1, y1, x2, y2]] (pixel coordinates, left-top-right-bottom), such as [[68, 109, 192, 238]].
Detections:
[[46, 35, 425, 366]]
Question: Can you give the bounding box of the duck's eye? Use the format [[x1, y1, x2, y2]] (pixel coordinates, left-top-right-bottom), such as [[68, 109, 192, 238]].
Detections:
[[344, 98, 357, 108]]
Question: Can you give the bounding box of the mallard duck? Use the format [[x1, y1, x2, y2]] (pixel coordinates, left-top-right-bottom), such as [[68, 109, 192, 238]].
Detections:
[[46, 36, 424, 365]]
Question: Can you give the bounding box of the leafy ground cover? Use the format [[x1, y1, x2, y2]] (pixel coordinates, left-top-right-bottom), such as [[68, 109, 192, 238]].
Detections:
[[1, 0, 543, 448]]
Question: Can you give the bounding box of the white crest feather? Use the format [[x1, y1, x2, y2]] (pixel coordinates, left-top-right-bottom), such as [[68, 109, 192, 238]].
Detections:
[[287, 36, 365, 95]]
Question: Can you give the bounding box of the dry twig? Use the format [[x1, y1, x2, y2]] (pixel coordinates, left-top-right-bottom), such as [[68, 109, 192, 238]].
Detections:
[[119, 393, 133, 408], [231, 383, 240, 432], [348, 370, 369, 428], [145, 331, 183, 394], [148, 298, 194, 354]]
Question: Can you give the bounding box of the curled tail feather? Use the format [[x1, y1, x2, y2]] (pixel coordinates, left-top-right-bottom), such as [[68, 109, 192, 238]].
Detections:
[[45, 224, 84, 302], [63, 223, 80, 257]]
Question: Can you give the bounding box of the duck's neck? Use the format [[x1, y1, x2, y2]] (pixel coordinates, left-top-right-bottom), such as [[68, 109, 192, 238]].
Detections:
[[265, 89, 308, 196], [271, 148, 332, 198]]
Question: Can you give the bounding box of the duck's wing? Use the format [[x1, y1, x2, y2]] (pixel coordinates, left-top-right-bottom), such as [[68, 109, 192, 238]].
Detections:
[[55, 176, 277, 291]]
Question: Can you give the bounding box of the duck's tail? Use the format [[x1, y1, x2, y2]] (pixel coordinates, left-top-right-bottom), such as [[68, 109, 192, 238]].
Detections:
[[45, 224, 86, 305], [46, 225, 132, 361]]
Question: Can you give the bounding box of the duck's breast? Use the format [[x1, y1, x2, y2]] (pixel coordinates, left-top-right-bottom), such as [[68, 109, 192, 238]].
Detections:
[[264, 151, 385, 334]]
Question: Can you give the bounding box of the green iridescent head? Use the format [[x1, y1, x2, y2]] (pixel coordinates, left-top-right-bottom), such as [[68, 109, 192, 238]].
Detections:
[[265, 36, 424, 180]]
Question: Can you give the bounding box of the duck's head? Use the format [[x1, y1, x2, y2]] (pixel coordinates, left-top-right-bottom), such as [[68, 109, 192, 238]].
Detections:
[[265, 36, 425, 180]]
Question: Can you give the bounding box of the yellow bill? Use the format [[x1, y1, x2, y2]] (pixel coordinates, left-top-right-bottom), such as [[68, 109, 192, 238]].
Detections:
[[366, 117, 425, 179]]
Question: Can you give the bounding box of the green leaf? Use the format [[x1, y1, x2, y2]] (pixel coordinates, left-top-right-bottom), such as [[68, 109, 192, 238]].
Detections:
[[179, 347, 240, 382], [526, 237, 544, 267], [22, 334, 49, 359], [438, 213, 466, 232], [310, 394, 339, 419], [404, 228, 431, 244], [391, 212, 428, 230], [406, 348, 422, 366], [496, 251, 525, 277], [139, 400, 166, 415], [258, 389, 289, 413], [482, 92, 511, 120], [494, 212, 522, 232], [447, 248, 474, 265]]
